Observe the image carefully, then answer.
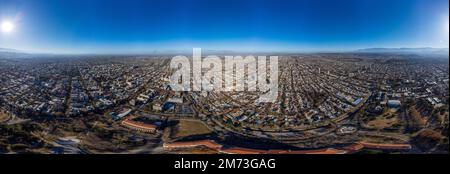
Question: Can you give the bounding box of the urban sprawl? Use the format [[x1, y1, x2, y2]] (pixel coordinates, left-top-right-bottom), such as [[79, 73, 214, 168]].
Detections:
[[0, 53, 448, 154]]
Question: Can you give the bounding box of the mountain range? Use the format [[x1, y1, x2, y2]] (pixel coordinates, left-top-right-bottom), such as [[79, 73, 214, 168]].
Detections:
[[1, 47, 449, 57]]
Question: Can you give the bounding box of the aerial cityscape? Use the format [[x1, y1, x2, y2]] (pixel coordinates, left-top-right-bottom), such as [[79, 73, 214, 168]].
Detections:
[[0, 0, 449, 154]]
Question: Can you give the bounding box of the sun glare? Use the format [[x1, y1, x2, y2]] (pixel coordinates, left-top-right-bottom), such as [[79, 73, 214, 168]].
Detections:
[[1, 21, 15, 33]]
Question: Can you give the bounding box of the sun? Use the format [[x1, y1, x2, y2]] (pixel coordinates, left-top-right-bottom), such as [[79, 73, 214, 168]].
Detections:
[[1, 21, 15, 33]]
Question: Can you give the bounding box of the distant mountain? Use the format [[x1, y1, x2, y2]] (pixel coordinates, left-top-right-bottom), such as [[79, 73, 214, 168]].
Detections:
[[0, 47, 35, 58], [356, 47, 449, 55], [0, 47, 20, 52]]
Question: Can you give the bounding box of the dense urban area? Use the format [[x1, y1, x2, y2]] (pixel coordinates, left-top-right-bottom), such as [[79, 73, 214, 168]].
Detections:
[[0, 53, 448, 154]]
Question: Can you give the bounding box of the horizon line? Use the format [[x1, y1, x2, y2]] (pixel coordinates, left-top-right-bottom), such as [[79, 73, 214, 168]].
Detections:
[[1, 46, 449, 56]]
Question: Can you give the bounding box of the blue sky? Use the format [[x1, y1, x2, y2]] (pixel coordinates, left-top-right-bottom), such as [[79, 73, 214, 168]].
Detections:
[[0, 0, 449, 54]]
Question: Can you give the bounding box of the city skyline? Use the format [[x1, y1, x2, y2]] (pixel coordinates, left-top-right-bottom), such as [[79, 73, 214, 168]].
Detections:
[[0, 0, 449, 54]]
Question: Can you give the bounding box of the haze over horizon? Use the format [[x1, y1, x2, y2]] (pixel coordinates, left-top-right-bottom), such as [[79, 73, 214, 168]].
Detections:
[[0, 0, 449, 54]]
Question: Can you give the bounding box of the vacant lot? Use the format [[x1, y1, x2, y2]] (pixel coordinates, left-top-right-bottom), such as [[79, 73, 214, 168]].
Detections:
[[171, 120, 213, 139], [0, 110, 10, 123], [367, 112, 399, 130], [409, 106, 427, 128]]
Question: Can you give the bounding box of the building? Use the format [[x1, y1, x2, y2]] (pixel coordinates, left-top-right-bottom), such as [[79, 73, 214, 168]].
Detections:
[[116, 109, 131, 119], [163, 102, 176, 112], [387, 100, 401, 108], [152, 103, 162, 111], [167, 97, 183, 104], [121, 118, 157, 133], [163, 140, 223, 150]]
